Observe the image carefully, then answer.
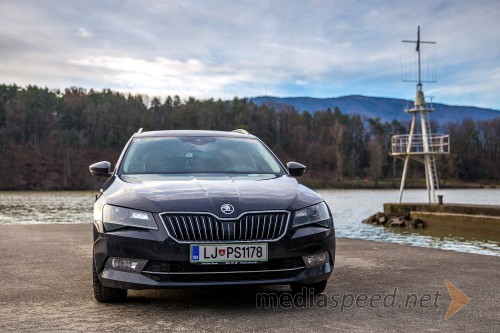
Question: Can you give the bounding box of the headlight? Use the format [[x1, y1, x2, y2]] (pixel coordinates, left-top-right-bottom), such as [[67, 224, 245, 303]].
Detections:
[[93, 200, 105, 232], [292, 202, 331, 228], [102, 205, 158, 231]]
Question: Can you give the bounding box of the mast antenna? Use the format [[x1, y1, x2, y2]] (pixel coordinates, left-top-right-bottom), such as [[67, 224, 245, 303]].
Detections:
[[401, 25, 437, 84], [392, 26, 449, 203]]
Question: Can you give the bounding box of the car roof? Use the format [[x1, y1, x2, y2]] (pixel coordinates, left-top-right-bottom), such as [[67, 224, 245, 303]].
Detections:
[[133, 130, 256, 139]]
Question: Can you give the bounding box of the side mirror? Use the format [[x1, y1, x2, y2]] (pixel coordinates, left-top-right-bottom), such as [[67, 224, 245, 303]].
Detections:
[[287, 161, 306, 177], [89, 161, 112, 177]]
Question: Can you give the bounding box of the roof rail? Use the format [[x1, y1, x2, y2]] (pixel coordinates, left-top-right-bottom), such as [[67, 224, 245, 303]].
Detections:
[[137, 128, 143, 134], [232, 129, 249, 135]]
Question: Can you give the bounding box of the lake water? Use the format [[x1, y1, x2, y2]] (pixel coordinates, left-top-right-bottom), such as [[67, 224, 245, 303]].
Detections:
[[318, 189, 500, 257], [1, 189, 499, 256]]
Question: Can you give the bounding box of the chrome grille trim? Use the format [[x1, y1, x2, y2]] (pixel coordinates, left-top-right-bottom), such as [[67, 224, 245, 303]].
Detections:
[[160, 210, 290, 243], [142, 266, 304, 275]]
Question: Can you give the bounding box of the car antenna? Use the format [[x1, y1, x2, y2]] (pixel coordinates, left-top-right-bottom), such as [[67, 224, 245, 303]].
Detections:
[[137, 128, 143, 134]]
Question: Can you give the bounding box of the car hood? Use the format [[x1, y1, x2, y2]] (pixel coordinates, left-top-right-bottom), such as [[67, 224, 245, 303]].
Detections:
[[102, 174, 323, 218]]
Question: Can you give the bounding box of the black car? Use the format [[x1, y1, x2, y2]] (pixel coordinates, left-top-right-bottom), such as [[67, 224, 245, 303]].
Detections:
[[90, 129, 335, 302]]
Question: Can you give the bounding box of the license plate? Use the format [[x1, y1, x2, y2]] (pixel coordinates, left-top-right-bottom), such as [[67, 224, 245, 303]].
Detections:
[[190, 243, 268, 263]]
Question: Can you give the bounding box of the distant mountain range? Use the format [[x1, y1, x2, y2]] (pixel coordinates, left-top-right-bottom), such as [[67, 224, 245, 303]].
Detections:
[[251, 95, 500, 124]]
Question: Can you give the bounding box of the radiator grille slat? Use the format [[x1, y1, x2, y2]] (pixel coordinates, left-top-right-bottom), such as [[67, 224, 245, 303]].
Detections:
[[161, 212, 289, 242], [174, 216, 184, 240], [181, 217, 190, 240], [167, 216, 178, 239], [266, 215, 273, 239]]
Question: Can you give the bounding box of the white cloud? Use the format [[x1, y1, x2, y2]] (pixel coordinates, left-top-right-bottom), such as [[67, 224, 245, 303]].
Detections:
[[68, 56, 265, 98], [77, 28, 93, 39]]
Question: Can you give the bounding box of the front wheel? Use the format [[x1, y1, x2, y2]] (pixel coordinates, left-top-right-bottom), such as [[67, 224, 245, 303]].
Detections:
[[93, 260, 127, 303], [290, 279, 328, 295]]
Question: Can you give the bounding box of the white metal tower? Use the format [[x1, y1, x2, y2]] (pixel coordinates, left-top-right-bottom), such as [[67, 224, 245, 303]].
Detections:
[[391, 26, 450, 203]]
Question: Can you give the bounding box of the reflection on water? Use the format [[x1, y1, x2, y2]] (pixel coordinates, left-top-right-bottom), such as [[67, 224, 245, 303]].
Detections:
[[319, 188, 500, 257], [0, 189, 499, 257], [0, 191, 95, 224]]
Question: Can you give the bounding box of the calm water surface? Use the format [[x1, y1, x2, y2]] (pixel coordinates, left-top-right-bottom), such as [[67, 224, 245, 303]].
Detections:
[[0, 191, 96, 224], [1, 189, 499, 256], [319, 188, 500, 257]]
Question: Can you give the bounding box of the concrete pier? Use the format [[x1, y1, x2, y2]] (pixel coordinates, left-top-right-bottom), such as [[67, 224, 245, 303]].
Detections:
[[384, 203, 500, 233]]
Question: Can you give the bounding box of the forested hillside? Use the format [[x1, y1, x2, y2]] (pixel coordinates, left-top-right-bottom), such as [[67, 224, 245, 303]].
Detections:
[[0, 84, 499, 190]]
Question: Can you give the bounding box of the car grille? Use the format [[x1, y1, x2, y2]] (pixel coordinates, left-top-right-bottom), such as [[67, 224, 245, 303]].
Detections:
[[160, 211, 290, 242], [142, 257, 305, 283]]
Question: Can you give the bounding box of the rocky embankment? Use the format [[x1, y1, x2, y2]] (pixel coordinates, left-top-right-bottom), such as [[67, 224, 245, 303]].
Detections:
[[362, 212, 424, 228]]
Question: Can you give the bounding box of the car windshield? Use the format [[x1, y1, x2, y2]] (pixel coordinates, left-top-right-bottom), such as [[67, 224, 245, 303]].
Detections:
[[119, 136, 284, 175]]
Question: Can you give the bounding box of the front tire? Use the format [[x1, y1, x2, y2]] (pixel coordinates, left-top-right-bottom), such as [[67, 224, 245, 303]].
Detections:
[[290, 279, 328, 295], [93, 260, 127, 303]]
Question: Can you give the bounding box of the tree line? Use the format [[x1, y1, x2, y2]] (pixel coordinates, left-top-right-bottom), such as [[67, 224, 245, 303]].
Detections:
[[0, 84, 498, 190]]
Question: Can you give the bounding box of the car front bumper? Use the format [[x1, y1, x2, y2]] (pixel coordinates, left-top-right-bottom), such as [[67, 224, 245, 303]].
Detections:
[[93, 222, 335, 290]]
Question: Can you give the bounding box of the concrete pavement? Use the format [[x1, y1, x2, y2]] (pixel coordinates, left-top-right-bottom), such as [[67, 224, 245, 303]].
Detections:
[[0, 224, 499, 332]]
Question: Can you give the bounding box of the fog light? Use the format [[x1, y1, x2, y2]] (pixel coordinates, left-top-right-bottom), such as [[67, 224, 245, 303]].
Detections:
[[105, 257, 147, 273], [303, 252, 329, 268]]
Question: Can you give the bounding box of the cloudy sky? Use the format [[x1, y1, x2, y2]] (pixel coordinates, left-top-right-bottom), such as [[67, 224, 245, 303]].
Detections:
[[1, 0, 499, 109]]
